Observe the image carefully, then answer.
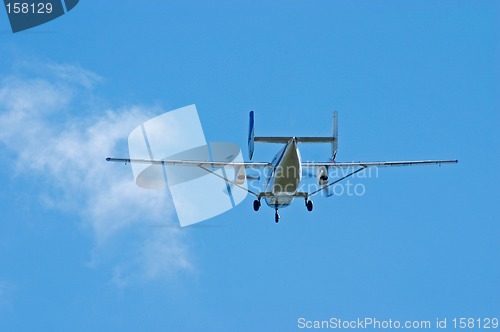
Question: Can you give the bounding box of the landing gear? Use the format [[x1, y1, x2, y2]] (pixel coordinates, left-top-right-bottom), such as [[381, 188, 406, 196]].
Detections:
[[306, 199, 313, 212], [275, 208, 280, 223], [253, 199, 261, 211]]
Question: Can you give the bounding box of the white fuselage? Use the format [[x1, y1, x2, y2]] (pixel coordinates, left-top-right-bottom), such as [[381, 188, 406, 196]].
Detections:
[[264, 138, 302, 208]]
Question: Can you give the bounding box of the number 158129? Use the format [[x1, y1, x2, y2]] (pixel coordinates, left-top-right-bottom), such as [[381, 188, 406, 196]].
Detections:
[[5, 2, 53, 14], [452, 318, 498, 329]]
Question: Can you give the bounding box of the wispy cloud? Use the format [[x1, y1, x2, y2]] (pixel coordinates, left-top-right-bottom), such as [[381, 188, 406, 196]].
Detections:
[[47, 63, 103, 89], [0, 62, 193, 284], [109, 228, 194, 288]]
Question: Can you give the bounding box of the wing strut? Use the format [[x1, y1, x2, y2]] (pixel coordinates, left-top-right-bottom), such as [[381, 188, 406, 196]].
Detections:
[[197, 165, 260, 198], [308, 166, 367, 197]]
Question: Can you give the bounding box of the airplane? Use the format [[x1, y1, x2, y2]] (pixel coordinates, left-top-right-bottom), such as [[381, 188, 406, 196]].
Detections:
[[106, 111, 457, 223]]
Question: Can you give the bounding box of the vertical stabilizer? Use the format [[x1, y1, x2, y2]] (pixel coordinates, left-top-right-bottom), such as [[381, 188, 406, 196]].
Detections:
[[332, 112, 338, 161], [248, 111, 255, 160]]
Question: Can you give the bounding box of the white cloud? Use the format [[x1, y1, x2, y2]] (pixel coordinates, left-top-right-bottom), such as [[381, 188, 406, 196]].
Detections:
[[0, 63, 192, 284], [47, 63, 103, 89], [109, 228, 194, 288], [140, 229, 193, 279]]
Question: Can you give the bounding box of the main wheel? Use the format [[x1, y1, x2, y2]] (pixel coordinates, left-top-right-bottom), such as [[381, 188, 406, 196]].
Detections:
[[253, 200, 261, 211], [306, 200, 313, 212]]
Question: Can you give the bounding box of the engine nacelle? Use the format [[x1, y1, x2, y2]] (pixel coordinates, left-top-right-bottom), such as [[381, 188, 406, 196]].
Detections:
[[317, 166, 328, 186], [235, 165, 246, 185]]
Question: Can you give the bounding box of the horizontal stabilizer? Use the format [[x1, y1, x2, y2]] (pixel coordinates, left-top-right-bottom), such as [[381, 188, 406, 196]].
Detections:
[[254, 137, 335, 143]]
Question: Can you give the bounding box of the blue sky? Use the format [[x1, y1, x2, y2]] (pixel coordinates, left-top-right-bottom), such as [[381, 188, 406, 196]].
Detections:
[[0, 1, 498, 331]]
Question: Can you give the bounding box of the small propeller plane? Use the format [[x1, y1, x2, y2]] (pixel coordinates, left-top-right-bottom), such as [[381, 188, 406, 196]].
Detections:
[[107, 111, 457, 223]]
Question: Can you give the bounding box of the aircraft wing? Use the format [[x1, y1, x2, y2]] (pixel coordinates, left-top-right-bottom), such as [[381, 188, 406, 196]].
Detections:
[[107, 158, 457, 199], [301, 159, 457, 197], [106, 157, 270, 198], [106, 157, 272, 169], [302, 159, 458, 168]]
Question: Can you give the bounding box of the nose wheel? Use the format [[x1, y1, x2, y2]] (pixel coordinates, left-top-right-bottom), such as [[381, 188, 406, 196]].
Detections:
[[306, 199, 313, 212], [275, 209, 280, 223]]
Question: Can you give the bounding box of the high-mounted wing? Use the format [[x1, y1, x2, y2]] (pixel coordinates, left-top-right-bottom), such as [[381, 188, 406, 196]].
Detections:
[[302, 159, 458, 168], [106, 157, 271, 198], [106, 157, 272, 169], [301, 159, 458, 197]]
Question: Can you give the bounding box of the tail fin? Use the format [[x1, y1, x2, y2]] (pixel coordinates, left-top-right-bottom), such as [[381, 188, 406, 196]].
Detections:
[[248, 111, 255, 160], [332, 112, 338, 161]]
